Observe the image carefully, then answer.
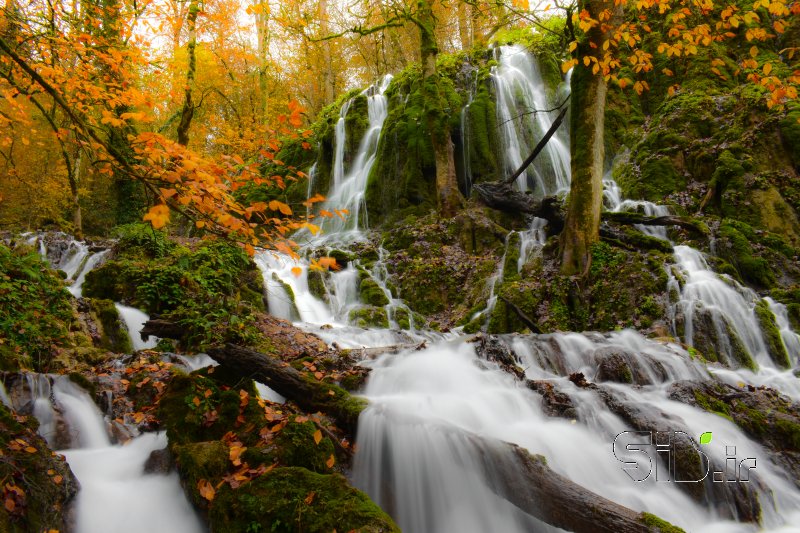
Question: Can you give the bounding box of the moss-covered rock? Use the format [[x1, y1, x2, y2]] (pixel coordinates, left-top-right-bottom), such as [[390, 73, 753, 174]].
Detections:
[[274, 420, 336, 473], [208, 467, 399, 533], [754, 300, 791, 368], [349, 306, 390, 329], [359, 277, 390, 307], [87, 298, 132, 353], [0, 403, 78, 532], [0, 243, 83, 371]]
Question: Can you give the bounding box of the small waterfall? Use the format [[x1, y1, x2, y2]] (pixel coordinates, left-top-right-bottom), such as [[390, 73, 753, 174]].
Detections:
[[459, 70, 477, 196], [604, 177, 670, 240], [115, 303, 159, 351], [517, 217, 547, 272], [307, 75, 393, 244], [491, 45, 570, 195], [353, 334, 800, 532], [254, 252, 334, 324], [29, 232, 111, 297], [765, 297, 800, 363], [7, 372, 204, 533], [69, 249, 110, 297]]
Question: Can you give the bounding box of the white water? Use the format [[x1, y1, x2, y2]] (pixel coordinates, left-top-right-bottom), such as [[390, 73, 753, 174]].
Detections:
[[491, 45, 571, 195], [63, 432, 203, 533], [5, 373, 204, 533], [68, 249, 110, 297], [517, 217, 548, 272], [115, 303, 159, 351], [302, 75, 393, 245], [353, 333, 800, 533]]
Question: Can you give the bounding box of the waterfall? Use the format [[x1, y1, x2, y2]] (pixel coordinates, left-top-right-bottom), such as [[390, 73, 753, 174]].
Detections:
[[69, 249, 110, 297], [517, 217, 548, 272], [305, 75, 393, 245], [491, 45, 571, 195], [115, 303, 159, 351], [4, 374, 204, 533]]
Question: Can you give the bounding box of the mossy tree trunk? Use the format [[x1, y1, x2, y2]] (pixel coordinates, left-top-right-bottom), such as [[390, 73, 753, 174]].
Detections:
[[96, 0, 146, 224], [418, 0, 463, 217], [559, 0, 614, 277], [176, 0, 199, 147]]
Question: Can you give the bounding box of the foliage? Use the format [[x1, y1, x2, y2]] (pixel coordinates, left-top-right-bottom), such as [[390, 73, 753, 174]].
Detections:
[[83, 236, 265, 351], [0, 244, 75, 371]]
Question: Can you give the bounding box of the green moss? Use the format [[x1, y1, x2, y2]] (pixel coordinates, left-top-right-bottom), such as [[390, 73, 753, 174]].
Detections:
[[348, 306, 389, 329], [639, 512, 687, 533], [693, 389, 733, 421], [0, 244, 76, 371], [359, 278, 390, 307], [717, 220, 777, 289], [208, 467, 399, 533], [173, 441, 230, 507], [88, 298, 132, 353], [754, 300, 791, 368], [274, 420, 335, 473]]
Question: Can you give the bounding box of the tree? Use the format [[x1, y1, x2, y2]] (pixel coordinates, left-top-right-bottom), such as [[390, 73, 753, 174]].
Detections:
[[0, 0, 333, 259], [557, 0, 799, 275]]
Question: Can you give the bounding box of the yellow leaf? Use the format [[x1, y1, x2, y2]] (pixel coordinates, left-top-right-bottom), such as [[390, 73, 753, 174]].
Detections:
[[750, 46, 759, 58], [313, 429, 322, 445], [326, 454, 335, 469], [568, 41, 578, 53], [763, 62, 772, 75]]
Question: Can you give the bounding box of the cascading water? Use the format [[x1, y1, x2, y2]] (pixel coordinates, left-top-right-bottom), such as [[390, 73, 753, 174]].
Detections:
[[491, 45, 571, 195], [4, 374, 203, 533], [116, 303, 159, 351], [304, 75, 393, 245]]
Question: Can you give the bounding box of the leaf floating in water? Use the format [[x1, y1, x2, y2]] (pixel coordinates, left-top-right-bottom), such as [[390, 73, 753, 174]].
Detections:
[[699, 432, 713, 445]]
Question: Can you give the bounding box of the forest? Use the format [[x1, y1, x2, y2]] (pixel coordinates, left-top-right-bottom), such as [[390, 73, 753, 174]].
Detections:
[[0, 0, 799, 531]]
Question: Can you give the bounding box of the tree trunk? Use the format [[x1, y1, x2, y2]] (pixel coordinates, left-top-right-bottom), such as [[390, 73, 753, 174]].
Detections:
[[207, 343, 366, 435], [318, 0, 335, 105], [176, 0, 199, 146], [253, 0, 270, 122], [559, 1, 613, 276], [418, 0, 462, 217]]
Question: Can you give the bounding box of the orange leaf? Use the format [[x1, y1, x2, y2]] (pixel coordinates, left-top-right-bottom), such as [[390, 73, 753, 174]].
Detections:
[[326, 454, 335, 468], [198, 479, 215, 501], [304, 491, 316, 505], [291, 266, 302, 277], [313, 429, 322, 445], [4, 498, 14, 512]]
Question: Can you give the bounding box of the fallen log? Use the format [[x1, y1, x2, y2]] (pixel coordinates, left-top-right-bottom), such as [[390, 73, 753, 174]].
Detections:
[[207, 343, 366, 435], [141, 318, 183, 342], [207, 343, 685, 533], [603, 211, 709, 235], [503, 104, 569, 186]]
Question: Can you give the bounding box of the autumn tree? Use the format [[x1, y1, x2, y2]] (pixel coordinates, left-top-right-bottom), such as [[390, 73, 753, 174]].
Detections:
[[556, 0, 799, 275], [0, 0, 335, 259]]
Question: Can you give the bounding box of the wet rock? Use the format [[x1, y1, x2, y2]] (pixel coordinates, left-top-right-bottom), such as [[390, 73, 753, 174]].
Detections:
[[472, 334, 525, 379], [592, 346, 668, 385], [674, 304, 755, 370], [526, 380, 577, 419], [669, 380, 800, 486], [144, 447, 173, 474]]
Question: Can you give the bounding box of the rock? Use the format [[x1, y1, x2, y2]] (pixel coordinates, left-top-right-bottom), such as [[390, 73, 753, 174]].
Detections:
[[593, 346, 667, 385], [526, 380, 578, 419], [669, 380, 800, 486], [472, 334, 525, 379], [675, 304, 756, 370], [144, 447, 173, 474]]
